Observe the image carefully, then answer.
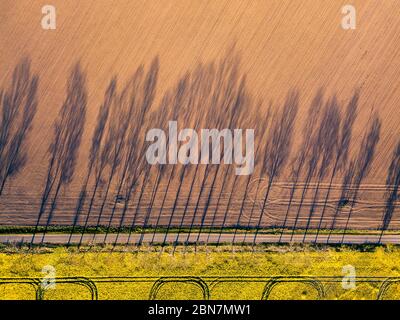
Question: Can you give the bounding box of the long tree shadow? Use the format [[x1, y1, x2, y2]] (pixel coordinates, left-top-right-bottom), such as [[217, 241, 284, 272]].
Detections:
[[313, 91, 358, 242], [111, 57, 159, 247], [0, 58, 38, 196], [279, 89, 324, 241], [379, 140, 400, 241], [245, 90, 298, 248], [31, 62, 87, 246], [1, 52, 393, 248], [67, 77, 116, 246], [302, 96, 341, 240], [334, 113, 381, 244]]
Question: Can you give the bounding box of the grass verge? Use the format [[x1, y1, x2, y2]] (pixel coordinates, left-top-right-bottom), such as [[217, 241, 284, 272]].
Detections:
[[0, 225, 398, 235]]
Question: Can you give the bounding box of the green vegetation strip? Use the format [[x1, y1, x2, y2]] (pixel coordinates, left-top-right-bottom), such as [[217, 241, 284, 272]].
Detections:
[[0, 225, 398, 235]]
